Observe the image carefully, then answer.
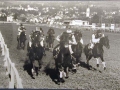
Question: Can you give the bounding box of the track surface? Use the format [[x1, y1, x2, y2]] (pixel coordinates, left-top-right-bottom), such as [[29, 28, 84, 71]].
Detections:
[[0, 23, 120, 89]]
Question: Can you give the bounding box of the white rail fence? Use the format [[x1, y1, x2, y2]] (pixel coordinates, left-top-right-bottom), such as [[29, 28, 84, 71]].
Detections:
[[0, 31, 23, 88]]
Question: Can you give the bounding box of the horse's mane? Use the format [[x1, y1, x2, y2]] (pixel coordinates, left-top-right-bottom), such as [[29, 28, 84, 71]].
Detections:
[[20, 31, 26, 37], [74, 32, 82, 42], [100, 36, 108, 44]]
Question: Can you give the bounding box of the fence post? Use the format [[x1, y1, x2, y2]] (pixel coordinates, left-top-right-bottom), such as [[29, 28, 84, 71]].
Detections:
[[4, 44, 7, 61], [6, 49, 11, 76], [9, 63, 15, 88], [12, 64, 23, 88], [1, 38, 5, 56], [0, 31, 23, 88]]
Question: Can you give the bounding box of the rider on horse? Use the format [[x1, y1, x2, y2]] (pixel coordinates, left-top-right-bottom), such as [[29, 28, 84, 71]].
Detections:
[[47, 27, 55, 37], [28, 27, 46, 55], [56, 28, 83, 56], [17, 23, 26, 39], [89, 30, 105, 49]]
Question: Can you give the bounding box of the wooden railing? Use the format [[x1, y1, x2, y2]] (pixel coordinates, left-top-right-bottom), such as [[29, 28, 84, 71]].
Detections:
[[0, 31, 23, 88]]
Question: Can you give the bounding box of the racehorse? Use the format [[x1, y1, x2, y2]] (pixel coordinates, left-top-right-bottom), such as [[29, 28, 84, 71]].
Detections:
[[84, 36, 110, 70], [72, 31, 83, 66], [27, 33, 44, 75], [46, 34, 55, 50], [53, 34, 76, 84], [17, 31, 26, 50]]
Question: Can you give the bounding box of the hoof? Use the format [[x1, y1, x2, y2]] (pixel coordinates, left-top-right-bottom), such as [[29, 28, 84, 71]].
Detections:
[[77, 63, 80, 66], [36, 73, 38, 76], [31, 76, 35, 79], [72, 69, 77, 73], [60, 78, 65, 83], [65, 76, 69, 79], [104, 67, 106, 70], [61, 80, 65, 83], [57, 82, 60, 85], [97, 64, 99, 67]]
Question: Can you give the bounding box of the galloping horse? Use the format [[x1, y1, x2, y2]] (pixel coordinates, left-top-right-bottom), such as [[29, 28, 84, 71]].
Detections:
[[27, 32, 44, 71], [84, 36, 110, 70], [17, 31, 26, 50], [72, 31, 83, 66], [53, 34, 76, 84], [46, 28, 55, 50], [46, 34, 55, 49]]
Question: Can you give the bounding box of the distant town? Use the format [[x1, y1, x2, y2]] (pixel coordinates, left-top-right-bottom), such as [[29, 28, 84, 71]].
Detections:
[[0, 1, 120, 30]]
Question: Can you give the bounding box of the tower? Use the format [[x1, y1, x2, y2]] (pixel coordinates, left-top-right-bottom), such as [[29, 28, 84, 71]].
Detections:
[[86, 6, 90, 18]]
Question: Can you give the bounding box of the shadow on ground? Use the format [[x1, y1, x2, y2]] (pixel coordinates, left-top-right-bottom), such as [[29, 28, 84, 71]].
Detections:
[[44, 60, 59, 84], [23, 58, 35, 79]]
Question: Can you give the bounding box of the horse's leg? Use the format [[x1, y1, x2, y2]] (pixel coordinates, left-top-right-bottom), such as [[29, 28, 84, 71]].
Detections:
[[17, 40, 19, 49], [38, 59, 41, 69], [28, 62, 35, 79], [95, 58, 100, 67], [35, 67, 39, 76], [19, 41, 21, 48], [52, 42, 54, 50], [86, 55, 92, 69], [100, 55, 106, 70], [49, 43, 51, 49], [23, 41, 26, 50], [65, 67, 69, 78], [56, 68, 64, 85], [17, 39, 20, 49]]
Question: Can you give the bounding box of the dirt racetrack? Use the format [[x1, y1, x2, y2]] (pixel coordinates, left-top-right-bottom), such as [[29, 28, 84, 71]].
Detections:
[[0, 22, 120, 89]]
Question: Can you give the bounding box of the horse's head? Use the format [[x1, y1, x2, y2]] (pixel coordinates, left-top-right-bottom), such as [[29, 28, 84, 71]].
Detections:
[[60, 41, 69, 49], [100, 36, 110, 49], [32, 34, 41, 48], [60, 33, 70, 49], [74, 31, 82, 42], [20, 31, 25, 36]]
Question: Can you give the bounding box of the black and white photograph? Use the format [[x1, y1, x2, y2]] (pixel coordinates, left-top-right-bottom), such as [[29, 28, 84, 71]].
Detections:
[[0, 1, 120, 89]]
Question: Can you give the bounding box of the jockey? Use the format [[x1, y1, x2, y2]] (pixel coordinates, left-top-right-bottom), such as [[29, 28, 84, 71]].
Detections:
[[47, 27, 55, 36], [28, 27, 46, 56], [56, 28, 83, 55], [89, 30, 105, 49], [17, 23, 26, 38]]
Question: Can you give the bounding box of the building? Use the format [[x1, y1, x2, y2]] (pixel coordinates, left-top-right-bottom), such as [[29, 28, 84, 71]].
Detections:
[[7, 15, 14, 22], [63, 20, 89, 26]]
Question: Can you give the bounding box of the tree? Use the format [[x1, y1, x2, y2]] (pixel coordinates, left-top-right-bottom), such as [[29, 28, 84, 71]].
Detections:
[[13, 13, 18, 20], [91, 14, 100, 23]]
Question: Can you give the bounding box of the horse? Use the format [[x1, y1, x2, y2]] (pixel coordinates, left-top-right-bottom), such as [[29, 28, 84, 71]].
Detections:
[[53, 34, 76, 84], [84, 36, 110, 70], [72, 32, 83, 67], [17, 31, 26, 50], [72, 42, 83, 72], [27, 33, 44, 75], [46, 34, 55, 50]]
